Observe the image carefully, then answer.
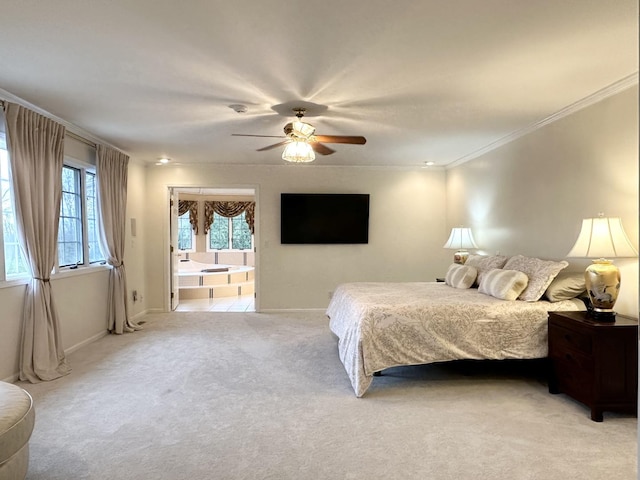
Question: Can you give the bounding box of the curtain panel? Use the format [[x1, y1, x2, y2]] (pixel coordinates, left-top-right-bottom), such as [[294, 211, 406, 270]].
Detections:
[[4, 103, 71, 382], [96, 145, 141, 334], [178, 200, 198, 234], [203, 201, 255, 234]]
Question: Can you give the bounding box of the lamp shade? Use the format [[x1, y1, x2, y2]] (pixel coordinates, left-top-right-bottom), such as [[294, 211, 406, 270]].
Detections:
[[443, 228, 479, 250], [566, 216, 637, 259], [282, 141, 315, 163]]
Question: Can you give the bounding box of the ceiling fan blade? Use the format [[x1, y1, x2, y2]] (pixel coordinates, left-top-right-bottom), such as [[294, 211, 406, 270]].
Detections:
[[256, 140, 290, 152], [310, 142, 335, 155], [313, 135, 366, 145], [232, 134, 287, 138]]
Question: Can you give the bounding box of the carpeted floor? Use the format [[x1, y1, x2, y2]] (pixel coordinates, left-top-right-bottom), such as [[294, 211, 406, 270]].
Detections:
[[19, 311, 637, 480]]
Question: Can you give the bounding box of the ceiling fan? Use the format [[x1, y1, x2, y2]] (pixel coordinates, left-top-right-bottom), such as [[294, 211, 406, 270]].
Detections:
[[232, 108, 366, 162]]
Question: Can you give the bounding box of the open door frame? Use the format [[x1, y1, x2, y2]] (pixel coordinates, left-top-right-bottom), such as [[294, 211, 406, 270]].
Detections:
[[169, 188, 180, 311], [165, 185, 259, 312]]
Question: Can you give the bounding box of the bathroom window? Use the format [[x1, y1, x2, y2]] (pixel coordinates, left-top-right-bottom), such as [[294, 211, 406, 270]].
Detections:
[[208, 212, 253, 251], [177, 211, 195, 251]]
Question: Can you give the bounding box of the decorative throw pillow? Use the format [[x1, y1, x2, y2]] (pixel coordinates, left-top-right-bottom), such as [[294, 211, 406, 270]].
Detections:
[[464, 255, 509, 286], [544, 272, 586, 302], [445, 263, 478, 289], [503, 255, 569, 302], [478, 269, 529, 301]]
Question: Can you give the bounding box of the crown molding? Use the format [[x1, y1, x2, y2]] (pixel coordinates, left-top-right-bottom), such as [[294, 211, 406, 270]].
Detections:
[[447, 72, 639, 169], [0, 87, 128, 155]]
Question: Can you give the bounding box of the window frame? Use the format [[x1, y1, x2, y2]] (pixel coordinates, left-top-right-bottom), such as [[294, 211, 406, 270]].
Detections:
[[0, 129, 109, 288], [56, 157, 105, 272], [206, 211, 254, 252], [177, 210, 196, 253], [59, 164, 84, 268]]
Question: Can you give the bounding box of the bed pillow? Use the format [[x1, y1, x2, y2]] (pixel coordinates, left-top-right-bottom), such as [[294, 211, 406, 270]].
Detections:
[[503, 255, 569, 302], [478, 269, 529, 301], [544, 272, 586, 302], [464, 254, 509, 286], [444, 264, 478, 289]]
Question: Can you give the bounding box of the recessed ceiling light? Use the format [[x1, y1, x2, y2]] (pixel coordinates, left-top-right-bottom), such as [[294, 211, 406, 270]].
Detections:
[[158, 158, 170, 164], [423, 161, 435, 167]]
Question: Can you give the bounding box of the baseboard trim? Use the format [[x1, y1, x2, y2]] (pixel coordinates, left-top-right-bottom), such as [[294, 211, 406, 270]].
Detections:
[[131, 309, 152, 320], [1, 373, 20, 383], [144, 308, 165, 314], [65, 330, 108, 356], [258, 308, 327, 313]]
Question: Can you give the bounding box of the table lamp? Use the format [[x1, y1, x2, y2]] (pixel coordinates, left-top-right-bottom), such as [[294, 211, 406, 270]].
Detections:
[[443, 227, 478, 264], [566, 214, 637, 319]]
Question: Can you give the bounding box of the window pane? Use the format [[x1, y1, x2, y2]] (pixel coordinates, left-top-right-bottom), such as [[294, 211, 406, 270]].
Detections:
[[231, 212, 252, 250], [209, 212, 229, 250], [85, 172, 103, 263], [177, 212, 193, 250], [59, 166, 83, 266], [0, 138, 29, 277]]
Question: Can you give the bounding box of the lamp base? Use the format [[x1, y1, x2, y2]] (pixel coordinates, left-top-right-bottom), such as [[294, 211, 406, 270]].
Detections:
[[584, 259, 620, 320], [587, 308, 617, 322], [453, 250, 469, 264]]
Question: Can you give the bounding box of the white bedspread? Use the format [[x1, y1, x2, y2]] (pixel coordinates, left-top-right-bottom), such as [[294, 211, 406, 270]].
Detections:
[[326, 282, 585, 397]]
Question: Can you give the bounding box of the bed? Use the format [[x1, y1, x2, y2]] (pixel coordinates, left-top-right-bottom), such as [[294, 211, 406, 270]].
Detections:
[[327, 257, 587, 397]]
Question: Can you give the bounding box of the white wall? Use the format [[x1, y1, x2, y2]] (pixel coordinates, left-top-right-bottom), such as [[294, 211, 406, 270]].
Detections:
[[446, 86, 639, 316], [144, 165, 449, 310], [0, 270, 110, 381], [125, 159, 148, 318]]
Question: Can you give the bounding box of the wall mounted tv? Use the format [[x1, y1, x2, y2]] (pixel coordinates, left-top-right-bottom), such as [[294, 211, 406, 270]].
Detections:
[[280, 193, 370, 244]]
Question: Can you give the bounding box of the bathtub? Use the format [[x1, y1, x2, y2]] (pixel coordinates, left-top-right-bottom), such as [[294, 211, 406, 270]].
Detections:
[[177, 259, 254, 299]]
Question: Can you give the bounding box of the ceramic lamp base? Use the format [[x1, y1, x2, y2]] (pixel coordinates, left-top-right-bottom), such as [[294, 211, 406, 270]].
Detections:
[[453, 250, 469, 264], [585, 259, 620, 320]]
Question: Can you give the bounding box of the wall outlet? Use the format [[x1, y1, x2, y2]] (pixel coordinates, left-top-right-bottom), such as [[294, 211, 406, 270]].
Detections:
[[132, 290, 138, 302]]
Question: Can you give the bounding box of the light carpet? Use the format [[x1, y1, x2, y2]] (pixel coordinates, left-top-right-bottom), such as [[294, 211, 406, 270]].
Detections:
[[18, 311, 637, 480]]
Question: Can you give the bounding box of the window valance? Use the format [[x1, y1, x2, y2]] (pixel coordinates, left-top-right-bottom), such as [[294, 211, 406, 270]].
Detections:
[[178, 200, 199, 234], [204, 201, 255, 234]]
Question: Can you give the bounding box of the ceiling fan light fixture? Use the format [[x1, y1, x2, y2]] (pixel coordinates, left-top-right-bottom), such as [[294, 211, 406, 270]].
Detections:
[[282, 141, 315, 163], [291, 120, 315, 139]]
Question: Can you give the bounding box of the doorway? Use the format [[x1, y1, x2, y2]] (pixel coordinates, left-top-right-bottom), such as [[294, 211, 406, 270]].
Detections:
[[169, 186, 257, 313]]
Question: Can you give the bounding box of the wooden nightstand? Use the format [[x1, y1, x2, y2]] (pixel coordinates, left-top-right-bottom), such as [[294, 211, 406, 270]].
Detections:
[[547, 311, 638, 422]]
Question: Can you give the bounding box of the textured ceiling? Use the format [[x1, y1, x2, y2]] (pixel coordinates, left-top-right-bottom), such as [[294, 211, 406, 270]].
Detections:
[[0, 0, 637, 167]]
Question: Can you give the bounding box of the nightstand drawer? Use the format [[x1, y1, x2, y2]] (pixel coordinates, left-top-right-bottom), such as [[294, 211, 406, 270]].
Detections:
[[553, 357, 593, 400], [549, 323, 592, 356], [550, 348, 594, 376]]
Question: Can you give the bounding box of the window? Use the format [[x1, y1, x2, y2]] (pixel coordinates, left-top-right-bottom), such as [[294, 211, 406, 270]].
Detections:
[[0, 134, 29, 279], [177, 211, 194, 251], [208, 211, 253, 251], [58, 163, 104, 268], [59, 166, 83, 266]]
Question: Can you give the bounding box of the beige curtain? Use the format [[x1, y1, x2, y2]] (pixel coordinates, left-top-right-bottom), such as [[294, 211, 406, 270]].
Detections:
[[96, 145, 140, 334], [204, 201, 255, 234], [5, 103, 71, 382], [178, 200, 198, 234]]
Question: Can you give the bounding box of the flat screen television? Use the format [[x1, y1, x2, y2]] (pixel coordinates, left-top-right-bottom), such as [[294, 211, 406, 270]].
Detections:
[[280, 193, 370, 244]]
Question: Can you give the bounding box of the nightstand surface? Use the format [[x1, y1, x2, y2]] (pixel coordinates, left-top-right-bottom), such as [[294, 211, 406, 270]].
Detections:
[[547, 310, 638, 422]]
